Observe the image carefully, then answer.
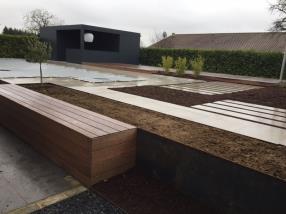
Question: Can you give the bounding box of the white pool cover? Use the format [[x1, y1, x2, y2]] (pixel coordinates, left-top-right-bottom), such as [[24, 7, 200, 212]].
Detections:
[[0, 59, 145, 83]]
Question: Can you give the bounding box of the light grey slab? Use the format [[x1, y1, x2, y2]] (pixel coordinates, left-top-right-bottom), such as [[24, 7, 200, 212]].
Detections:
[[165, 84, 223, 94], [162, 85, 215, 95], [0, 175, 26, 214], [204, 103, 286, 122], [163, 82, 260, 95], [224, 100, 286, 113], [72, 87, 286, 146], [214, 101, 286, 117], [190, 85, 258, 93], [184, 81, 259, 89], [0, 126, 75, 211], [162, 85, 212, 95], [193, 105, 286, 129], [183, 82, 258, 91]]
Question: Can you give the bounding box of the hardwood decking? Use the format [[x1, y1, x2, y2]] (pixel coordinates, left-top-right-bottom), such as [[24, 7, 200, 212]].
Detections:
[[0, 84, 137, 186]]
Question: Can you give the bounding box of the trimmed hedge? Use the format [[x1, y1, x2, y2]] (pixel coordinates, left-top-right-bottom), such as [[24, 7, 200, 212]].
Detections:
[[0, 34, 35, 58], [139, 48, 283, 78]]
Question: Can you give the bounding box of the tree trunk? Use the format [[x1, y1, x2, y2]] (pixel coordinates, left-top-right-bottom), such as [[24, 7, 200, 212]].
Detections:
[[40, 62, 43, 85]]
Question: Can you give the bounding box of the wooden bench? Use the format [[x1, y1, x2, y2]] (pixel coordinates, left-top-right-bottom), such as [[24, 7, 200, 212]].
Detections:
[[0, 84, 136, 186]]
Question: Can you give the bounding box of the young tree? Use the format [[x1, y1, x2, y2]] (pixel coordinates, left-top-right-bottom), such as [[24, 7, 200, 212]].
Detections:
[[24, 9, 63, 35], [25, 37, 51, 84], [270, 0, 286, 31]]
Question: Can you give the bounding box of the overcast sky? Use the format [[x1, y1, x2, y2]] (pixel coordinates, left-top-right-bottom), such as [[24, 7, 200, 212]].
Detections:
[[0, 0, 279, 46]]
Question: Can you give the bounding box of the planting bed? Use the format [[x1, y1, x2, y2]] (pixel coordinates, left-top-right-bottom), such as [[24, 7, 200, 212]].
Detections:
[[22, 83, 286, 213], [113, 85, 286, 109], [94, 168, 215, 214]]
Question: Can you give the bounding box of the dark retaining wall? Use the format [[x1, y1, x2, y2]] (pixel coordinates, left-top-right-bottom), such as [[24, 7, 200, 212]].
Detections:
[[137, 129, 286, 214]]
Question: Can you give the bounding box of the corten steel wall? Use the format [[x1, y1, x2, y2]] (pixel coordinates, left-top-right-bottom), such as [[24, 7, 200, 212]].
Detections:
[[137, 129, 286, 214], [40, 24, 140, 64]]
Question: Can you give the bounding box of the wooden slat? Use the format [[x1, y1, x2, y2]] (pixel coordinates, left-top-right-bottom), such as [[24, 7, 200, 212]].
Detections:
[[0, 84, 133, 129], [3, 86, 117, 134], [4, 84, 128, 132], [0, 88, 98, 137]]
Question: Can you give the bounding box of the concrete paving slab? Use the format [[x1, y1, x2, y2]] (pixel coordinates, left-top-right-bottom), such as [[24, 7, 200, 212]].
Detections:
[[224, 100, 286, 113], [0, 126, 78, 213], [0, 175, 26, 214], [162, 81, 260, 95], [215, 101, 286, 117], [192, 104, 286, 129], [203, 103, 286, 122], [71, 87, 286, 146]]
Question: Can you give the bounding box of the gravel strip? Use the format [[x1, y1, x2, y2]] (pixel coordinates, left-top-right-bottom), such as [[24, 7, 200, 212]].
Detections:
[[32, 191, 126, 214]]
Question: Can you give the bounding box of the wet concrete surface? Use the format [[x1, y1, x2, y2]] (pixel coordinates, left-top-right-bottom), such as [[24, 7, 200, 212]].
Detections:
[[0, 126, 77, 213]]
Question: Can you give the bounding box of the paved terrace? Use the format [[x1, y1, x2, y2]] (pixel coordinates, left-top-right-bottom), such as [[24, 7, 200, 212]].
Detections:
[[91, 63, 283, 85]]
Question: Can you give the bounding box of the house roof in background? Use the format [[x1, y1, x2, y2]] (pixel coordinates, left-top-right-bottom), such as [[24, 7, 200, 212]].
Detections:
[[150, 32, 286, 52]]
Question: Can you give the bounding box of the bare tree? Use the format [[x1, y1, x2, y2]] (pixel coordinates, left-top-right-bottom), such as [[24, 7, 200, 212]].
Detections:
[[270, 0, 286, 31], [150, 31, 168, 47], [24, 9, 63, 35]]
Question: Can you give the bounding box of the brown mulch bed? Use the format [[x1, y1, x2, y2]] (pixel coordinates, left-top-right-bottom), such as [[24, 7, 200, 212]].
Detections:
[[21, 83, 286, 183], [93, 168, 217, 214], [113, 85, 286, 109]]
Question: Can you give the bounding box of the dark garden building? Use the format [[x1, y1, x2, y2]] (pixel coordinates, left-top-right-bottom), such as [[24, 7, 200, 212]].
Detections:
[[40, 24, 140, 64]]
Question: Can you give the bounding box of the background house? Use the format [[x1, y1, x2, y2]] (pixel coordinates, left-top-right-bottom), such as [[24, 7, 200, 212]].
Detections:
[[151, 32, 286, 52]]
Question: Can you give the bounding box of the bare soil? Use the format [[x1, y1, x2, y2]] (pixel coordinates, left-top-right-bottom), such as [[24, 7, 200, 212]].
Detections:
[[113, 85, 286, 109], [22, 83, 286, 182], [93, 168, 217, 214]]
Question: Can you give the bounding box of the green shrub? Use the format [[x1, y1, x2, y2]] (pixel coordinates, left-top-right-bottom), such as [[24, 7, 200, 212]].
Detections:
[[190, 55, 204, 77], [175, 57, 187, 75], [139, 48, 283, 78], [160, 56, 173, 73], [0, 34, 36, 58]]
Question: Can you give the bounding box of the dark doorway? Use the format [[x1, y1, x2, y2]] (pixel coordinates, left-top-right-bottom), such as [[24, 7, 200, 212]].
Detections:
[[56, 30, 81, 61]]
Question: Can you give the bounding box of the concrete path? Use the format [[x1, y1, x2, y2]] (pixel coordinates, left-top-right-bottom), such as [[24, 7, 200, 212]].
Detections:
[[71, 86, 286, 146], [104, 64, 282, 84]]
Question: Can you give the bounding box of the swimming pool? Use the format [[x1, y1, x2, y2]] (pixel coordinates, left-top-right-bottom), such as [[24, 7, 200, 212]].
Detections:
[[0, 59, 145, 83]]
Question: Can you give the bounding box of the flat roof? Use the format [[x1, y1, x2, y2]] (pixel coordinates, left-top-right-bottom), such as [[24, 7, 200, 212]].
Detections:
[[42, 24, 140, 36]]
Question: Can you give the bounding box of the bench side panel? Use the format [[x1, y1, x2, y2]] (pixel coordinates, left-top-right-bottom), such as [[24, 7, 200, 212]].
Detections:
[[91, 128, 137, 185]]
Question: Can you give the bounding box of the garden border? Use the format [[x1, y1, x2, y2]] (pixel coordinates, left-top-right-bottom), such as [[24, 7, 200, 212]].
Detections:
[[137, 129, 286, 214]]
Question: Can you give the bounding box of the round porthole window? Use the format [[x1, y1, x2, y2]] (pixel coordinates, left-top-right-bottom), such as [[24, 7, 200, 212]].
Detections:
[[84, 33, 94, 43]]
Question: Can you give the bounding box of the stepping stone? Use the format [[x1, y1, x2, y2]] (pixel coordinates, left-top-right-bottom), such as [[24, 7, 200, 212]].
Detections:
[[162, 82, 261, 95]]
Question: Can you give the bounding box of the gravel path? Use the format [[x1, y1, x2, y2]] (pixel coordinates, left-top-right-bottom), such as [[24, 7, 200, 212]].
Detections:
[[32, 191, 125, 214]]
